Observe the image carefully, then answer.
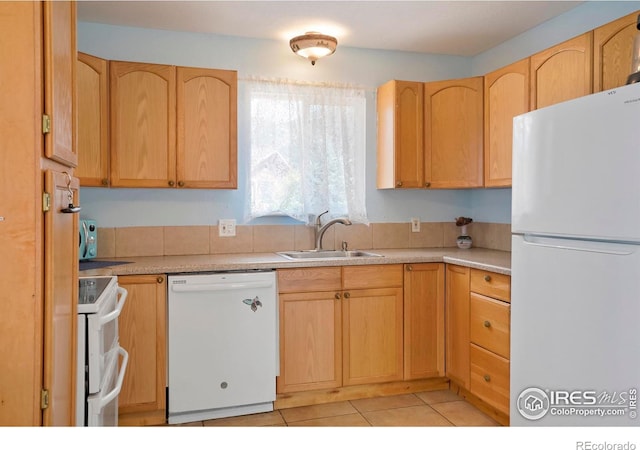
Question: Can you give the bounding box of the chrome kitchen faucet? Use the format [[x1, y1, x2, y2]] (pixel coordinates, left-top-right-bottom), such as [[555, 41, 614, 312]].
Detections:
[[314, 210, 352, 251]]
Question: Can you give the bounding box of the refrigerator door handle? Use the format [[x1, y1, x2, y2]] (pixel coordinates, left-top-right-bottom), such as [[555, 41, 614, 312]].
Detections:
[[523, 234, 636, 255]]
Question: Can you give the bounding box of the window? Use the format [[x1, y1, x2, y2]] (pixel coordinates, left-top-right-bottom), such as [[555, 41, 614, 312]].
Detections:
[[246, 78, 368, 224]]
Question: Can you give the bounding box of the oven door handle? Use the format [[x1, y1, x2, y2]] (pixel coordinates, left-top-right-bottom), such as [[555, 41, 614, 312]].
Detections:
[[98, 287, 128, 328], [96, 346, 129, 409]]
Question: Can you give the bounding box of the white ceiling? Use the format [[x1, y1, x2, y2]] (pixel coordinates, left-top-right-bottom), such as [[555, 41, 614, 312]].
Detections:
[[77, 1, 584, 56]]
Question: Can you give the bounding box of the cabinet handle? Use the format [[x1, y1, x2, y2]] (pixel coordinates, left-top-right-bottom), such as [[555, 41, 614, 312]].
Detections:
[[168, 180, 175, 187], [178, 181, 185, 187], [101, 178, 108, 186], [157, 276, 164, 284], [396, 181, 403, 187], [424, 182, 431, 188], [484, 275, 492, 282], [484, 320, 491, 328], [484, 374, 491, 382], [334, 292, 341, 300], [344, 292, 350, 299], [407, 265, 413, 271]]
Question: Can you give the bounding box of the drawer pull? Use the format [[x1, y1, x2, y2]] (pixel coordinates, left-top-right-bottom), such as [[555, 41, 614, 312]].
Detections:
[[344, 292, 351, 299], [157, 277, 164, 284], [484, 275, 491, 282], [483, 320, 491, 328], [484, 374, 491, 382], [407, 265, 413, 271], [334, 292, 341, 300]]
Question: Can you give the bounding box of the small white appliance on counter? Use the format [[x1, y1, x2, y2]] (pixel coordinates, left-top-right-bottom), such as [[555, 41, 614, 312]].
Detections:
[[76, 276, 128, 426], [167, 270, 278, 425], [511, 82, 640, 426]]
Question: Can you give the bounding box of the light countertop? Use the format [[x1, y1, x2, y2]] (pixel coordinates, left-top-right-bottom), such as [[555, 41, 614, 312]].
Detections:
[[79, 247, 511, 277]]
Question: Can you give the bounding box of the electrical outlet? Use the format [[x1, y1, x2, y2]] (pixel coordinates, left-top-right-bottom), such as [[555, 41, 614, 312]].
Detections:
[[218, 219, 236, 237], [411, 217, 420, 232]]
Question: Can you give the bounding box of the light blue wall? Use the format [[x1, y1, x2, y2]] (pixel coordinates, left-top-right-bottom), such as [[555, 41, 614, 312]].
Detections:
[[78, 1, 640, 227]]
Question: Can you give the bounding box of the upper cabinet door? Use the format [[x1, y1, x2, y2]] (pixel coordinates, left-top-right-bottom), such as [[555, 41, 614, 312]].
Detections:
[[376, 80, 424, 189], [424, 77, 483, 189], [593, 10, 640, 92], [176, 67, 237, 189], [43, 1, 77, 167], [530, 32, 593, 110], [77, 52, 109, 186], [484, 58, 530, 188], [110, 61, 176, 188]]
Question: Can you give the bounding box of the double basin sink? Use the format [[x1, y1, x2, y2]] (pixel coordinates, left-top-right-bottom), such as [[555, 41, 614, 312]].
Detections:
[[278, 250, 384, 260]]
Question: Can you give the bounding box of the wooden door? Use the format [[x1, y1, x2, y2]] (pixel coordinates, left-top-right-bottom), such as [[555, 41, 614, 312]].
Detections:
[[0, 0, 44, 426], [484, 58, 530, 188], [445, 264, 470, 389], [43, 0, 77, 167], [118, 275, 167, 426], [77, 52, 109, 186], [110, 61, 176, 188], [42, 170, 79, 426], [403, 263, 445, 380], [342, 287, 404, 386], [176, 67, 237, 188], [593, 10, 640, 92], [376, 80, 424, 189], [424, 77, 483, 188], [530, 32, 593, 109], [277, 291, 342, 393]]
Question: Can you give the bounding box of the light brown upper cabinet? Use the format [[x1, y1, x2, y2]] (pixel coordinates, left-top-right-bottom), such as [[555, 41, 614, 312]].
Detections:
[[593, 10, 640, 92], [110, 61, 176, 188], [77, 52, 109, 186], [530, 32, 593, 110], [43, 0, 77, 168], [483, 59, 530, 188], [110, 61, 238, 188], [177, 67, 237, 188], [376, 80, 424, 189], [424, 76, 484, 188]]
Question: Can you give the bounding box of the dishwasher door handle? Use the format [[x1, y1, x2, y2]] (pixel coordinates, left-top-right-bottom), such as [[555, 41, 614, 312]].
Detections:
[[171, 281, 274, 293]]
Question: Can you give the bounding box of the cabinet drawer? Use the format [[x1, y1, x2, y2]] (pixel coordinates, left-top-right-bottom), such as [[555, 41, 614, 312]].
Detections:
[[342, 264, 403, 290], [470, 344, 510, 415], [277, 267, 342, 293], [470, 269, 510, 302], [470, 293, 510, 359]]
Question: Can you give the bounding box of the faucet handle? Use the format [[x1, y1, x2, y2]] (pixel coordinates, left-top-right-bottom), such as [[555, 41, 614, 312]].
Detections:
[[316, 210, 329, 226]]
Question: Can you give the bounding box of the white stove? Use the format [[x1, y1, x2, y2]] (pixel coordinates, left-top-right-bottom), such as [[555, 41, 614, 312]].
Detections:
[[77, 276, 128, 426]]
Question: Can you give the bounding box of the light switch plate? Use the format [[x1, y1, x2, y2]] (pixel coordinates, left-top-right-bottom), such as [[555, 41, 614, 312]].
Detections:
[[411, 217, 420, 232], [218, 219, 236, 237]]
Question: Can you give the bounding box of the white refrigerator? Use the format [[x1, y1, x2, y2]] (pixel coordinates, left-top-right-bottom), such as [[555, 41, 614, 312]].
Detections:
[[511, 82, 640, 426]]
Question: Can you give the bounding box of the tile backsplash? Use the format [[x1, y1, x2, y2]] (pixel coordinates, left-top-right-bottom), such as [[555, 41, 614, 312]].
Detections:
[[96, 221, 511, 258]]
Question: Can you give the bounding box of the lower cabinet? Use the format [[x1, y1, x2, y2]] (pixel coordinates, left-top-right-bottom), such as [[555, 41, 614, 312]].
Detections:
[[117, 274, 167, 426], [446, 264, 512, 421], [276, 265, 404, 393], [403, 263, 445, 380], [445, 264, 471, 389]]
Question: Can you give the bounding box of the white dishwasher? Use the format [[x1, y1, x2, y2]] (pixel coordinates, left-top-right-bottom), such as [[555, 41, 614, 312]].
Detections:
[[167, 270, 278, 424]]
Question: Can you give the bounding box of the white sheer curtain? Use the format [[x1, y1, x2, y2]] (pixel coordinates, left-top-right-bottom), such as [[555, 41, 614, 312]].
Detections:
[[245, 78, 368, 224]]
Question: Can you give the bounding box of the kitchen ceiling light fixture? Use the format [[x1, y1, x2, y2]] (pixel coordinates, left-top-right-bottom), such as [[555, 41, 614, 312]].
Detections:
[[289, 32, 338, 65]]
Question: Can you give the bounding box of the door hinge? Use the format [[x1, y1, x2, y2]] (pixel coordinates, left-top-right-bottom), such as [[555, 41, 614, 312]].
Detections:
[[42, 114, 51, 134], [43, 192, 51, 212], [41, 389, 49, 410]]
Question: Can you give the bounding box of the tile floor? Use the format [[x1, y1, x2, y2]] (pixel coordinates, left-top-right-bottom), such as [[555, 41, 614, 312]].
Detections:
[[172, 389, 501, 427]]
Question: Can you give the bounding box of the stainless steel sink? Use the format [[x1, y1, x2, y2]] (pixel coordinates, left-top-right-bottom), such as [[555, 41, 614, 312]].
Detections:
[[277, 250, 384, 260]]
